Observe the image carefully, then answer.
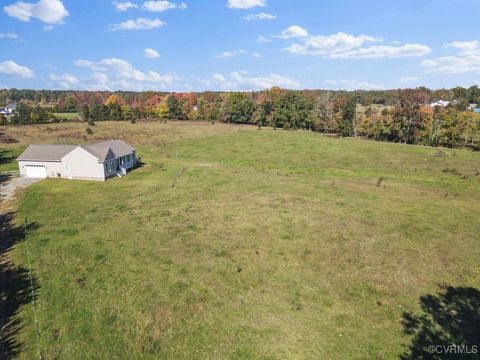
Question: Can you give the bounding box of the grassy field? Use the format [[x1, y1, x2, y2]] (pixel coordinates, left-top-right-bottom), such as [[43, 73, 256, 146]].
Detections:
[[52, 113, 80, 120], [1, 121, 479, 359]]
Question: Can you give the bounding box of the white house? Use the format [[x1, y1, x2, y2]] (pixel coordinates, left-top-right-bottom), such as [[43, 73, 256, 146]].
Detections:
[[0, 103, 16, 117], [17, 140, 137, 181], [429, 100, 451, 108]]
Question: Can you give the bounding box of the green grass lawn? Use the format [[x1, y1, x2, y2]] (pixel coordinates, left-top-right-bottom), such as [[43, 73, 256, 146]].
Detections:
[[4, 127, 480, 359], [0, 148, 22, 172], [52, 112, 80, 120]]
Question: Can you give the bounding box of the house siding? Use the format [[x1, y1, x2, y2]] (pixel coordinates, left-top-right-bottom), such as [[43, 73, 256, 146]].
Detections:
[[18, 160, 65, 178], [61, 147, 106, 181], [18, 141, 137, 181]]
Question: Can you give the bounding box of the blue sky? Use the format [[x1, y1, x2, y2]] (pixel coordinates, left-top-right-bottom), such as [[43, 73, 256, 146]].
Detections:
[[0, 0, 479, 91]]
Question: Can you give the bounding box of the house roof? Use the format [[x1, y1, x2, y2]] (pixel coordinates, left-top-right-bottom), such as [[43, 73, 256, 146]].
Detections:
[[82, 140, 135, 161], [17, 140, 135, 163], [17, 144, 77, 162]]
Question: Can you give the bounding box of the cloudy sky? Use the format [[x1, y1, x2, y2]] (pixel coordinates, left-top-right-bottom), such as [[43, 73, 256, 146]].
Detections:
[[0, 0, 479, 91]]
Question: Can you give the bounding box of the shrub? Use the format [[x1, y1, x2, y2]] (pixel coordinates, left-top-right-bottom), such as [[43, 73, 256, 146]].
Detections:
[[130, 118, 136, 124], [85, 127, 94, 135], [87, 119, 95, 126], [283, 123, 291, 130]]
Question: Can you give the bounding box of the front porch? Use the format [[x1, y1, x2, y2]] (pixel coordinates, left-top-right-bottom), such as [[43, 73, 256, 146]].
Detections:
[[115, 153, 136, 176]]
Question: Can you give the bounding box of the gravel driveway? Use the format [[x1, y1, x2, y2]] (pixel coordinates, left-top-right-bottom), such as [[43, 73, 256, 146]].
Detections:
[[0, 176, 42, 203]]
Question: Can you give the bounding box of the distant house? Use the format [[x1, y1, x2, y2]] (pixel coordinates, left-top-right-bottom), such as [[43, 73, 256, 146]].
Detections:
[[0, 103, 17, 117], [17, 140, 137, 180], [467, 104, 477, 111], [474, 108, 480, 114], [429, 100, 451, 108]]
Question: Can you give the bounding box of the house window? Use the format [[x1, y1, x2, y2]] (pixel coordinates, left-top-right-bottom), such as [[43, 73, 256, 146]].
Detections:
[[106, 162, 114, 172], [64, 163, 70, 172]]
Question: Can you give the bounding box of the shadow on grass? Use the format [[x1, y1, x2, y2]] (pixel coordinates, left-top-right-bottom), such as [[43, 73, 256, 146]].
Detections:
[[0, 208, 41, 359], [135, 158, 146, 169], [401, 285, 480, 359], [0, 149, 15, 167]]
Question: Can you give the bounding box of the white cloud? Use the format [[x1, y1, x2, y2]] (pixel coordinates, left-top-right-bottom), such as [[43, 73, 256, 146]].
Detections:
[[114, 1, 138, 11], [115, 1, 186, 12], [421, 40, 480, 74], [331, 44, 431, 59], [212, 73, 226, 82], [207, 71, 299, 90], [216, 49, 248, 58], [242, 12, 276, 21], [144, 48, 160, 58], [0, 33, 19, 39], [227, 0, 265, 9], [4, 0, 69, 24], [51, 57, 179, 91], [110, 17, 166, 30], [446, 40, 479, 54], [400, 76, 421, 83], [142, 1, 175, 11], [283, 31, 380, 55], [49, 72, 80, 88], [257, 35, 271, 43], [0, 60, 34, 78], [326, 80, 384, 90], [278, 25, 309, 39], [252, 52, 262, 58], [281, 27, 431, 59]]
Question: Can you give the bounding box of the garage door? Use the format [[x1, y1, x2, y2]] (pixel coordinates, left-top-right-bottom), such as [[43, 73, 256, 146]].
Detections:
[[25, 165, 47, 178]]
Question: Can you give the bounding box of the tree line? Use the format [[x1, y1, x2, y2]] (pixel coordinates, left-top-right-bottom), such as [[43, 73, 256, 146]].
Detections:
[[1, 87, 479, 150]]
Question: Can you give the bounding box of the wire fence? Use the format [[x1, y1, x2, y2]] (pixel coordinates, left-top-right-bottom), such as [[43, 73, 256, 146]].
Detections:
[[18, 166, 189, 359], [24, 217, 42, 360], [170, 166, 188, 188]]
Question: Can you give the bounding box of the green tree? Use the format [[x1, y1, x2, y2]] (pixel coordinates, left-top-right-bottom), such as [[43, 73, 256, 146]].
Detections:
[[338, 97, 356, 137], [271, 91, 315, 129], [223, 92, 256, 124], [80, 104, 91, 122], [11, 103, 31, 125], [166, 95, 185, 120]]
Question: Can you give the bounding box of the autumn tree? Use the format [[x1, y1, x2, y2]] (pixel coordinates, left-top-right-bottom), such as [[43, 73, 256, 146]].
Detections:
[[253, 87, 282, 126], [391, 90, 430, 144], [312, 92, 335, 132], [197, 96, 220, 121], [104, 94, 125, 107]]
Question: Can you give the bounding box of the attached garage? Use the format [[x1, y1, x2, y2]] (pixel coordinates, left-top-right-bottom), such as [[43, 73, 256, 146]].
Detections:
[[25, 165, 47, 178], [17, 140, 137, 181]]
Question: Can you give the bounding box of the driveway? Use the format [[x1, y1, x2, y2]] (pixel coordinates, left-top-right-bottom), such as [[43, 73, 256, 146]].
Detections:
[[0, 176, 42, 203]]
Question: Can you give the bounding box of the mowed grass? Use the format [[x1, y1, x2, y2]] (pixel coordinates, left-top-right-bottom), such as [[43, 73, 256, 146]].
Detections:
[[5, 124, 480, 359]]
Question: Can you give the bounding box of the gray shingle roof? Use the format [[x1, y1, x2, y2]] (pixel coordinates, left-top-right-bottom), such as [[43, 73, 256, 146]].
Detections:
[[17, 140, 135, 162], [83, 140, 135, 161], [17, 144, 77, 162]]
